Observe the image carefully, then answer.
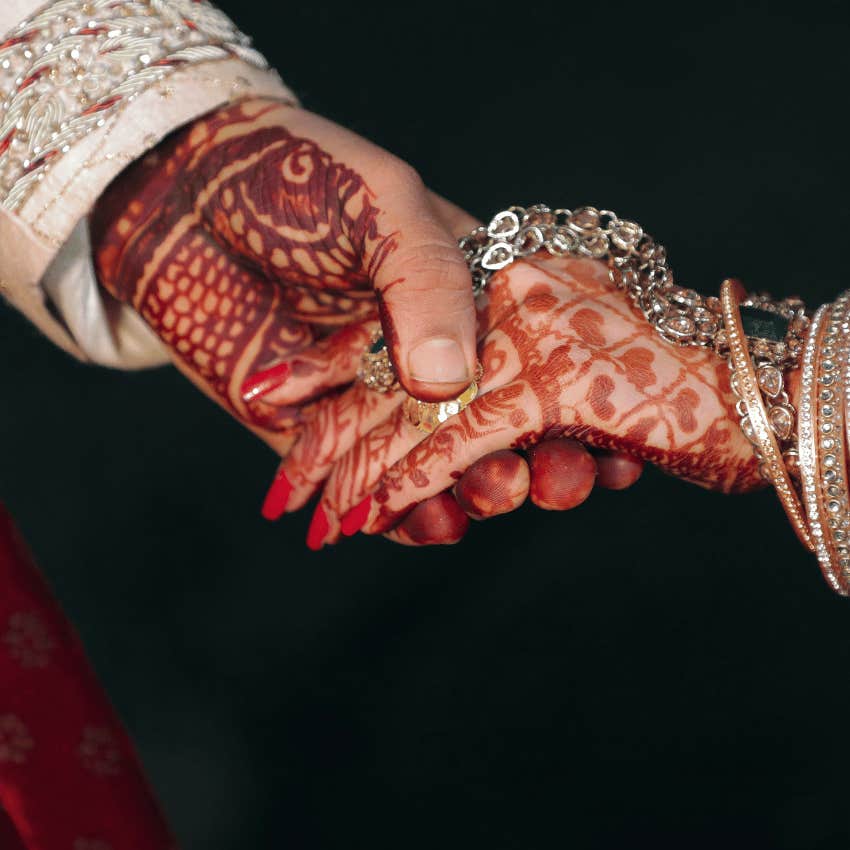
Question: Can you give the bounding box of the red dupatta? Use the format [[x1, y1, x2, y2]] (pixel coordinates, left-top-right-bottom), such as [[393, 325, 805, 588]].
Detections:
[[0, 506, 176, 849]]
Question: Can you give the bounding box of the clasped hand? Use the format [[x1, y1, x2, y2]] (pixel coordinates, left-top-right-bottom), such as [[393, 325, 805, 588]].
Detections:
[[91, 98, 763, 548]]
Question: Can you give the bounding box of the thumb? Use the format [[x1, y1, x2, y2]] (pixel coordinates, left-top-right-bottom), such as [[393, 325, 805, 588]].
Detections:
[[368, 171, 478, 402]]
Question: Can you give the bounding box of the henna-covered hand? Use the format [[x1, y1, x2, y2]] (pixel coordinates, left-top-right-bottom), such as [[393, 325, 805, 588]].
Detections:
[[90, 97, 601, 531], [91, 98, 481, 460], [278, 255, 765, 548]]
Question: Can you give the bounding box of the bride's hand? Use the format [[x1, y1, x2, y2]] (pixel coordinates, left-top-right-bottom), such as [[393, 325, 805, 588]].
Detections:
[[284, 254, 763, 547], [91, 98, 480, 457], [91, 97, 626, 532]]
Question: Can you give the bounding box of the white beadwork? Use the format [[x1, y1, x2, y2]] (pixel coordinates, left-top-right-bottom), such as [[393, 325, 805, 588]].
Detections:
[[0, 0, 269, 210]]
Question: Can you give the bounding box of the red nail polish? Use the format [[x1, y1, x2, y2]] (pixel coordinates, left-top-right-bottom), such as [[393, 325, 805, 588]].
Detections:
[[306, 503, 330, 551], [340, 496, 372, 537], [261, 468, 293, 521], [241, 362, 291, 402]]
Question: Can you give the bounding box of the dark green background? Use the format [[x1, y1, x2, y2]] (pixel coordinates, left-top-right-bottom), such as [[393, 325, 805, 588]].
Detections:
[[2, 1, 850, 847]]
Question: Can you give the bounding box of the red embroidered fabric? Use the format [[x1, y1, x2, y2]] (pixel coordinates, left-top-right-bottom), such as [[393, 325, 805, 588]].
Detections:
[[0, 506, 176, 849]]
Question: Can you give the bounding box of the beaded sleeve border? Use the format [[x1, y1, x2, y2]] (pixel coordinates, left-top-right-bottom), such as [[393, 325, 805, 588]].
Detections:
[[0, 0, 271, 211]]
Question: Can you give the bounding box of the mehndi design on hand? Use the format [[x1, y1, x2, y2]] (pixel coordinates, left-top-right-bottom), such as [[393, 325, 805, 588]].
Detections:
[[284, 255, 762, 547], [92, 99, 479, 458]]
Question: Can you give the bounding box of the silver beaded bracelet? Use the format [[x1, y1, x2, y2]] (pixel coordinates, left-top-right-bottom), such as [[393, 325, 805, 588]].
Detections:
[[460, 204, 809, 367]]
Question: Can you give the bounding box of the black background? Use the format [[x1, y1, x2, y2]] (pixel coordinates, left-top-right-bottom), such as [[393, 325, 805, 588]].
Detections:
[[2, 1, 850, 847]]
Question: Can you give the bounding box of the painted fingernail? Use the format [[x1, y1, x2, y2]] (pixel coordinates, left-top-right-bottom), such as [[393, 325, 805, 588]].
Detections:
[[306, 503, 330, 551], [261, 468, 293, 521], [241, 362, 291, 402], [340, 496, 372, 536], [408, 337, 470, 385]]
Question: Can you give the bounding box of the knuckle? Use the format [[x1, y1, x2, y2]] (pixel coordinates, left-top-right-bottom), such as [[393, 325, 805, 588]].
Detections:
[[388, 241, 471, 292], [389, 157, 424, 190], [372, 151, 423, 190]]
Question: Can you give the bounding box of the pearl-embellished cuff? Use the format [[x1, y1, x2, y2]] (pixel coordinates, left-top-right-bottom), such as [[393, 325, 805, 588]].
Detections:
[[0, 1, 297, 367]]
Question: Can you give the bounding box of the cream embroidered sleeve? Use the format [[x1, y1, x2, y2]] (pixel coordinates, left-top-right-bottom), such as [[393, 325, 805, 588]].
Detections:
[[0, 0, 296, 368]]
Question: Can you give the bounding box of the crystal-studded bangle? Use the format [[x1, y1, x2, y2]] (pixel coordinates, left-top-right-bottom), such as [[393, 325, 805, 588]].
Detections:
[[798, 295, 850, 594], [721, 278, 814, 552], [815, 295, 850, 591], [720, 281, 801, 463]]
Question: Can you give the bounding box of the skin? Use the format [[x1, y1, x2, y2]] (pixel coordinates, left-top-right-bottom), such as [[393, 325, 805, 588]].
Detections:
[[92, 98, 482, 454], [281, 255, 779, 548], [91, 98, 622, 536], [387, 443, 642, 546]]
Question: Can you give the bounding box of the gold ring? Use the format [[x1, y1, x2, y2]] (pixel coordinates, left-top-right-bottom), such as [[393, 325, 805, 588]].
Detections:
[[356, 331, 399, 393], [403, 363, 485, 434], [357, 332, 484, 432]]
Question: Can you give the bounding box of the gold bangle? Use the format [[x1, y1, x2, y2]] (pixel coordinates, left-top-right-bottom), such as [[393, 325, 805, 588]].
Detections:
[[721, 279, 814, 552]]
